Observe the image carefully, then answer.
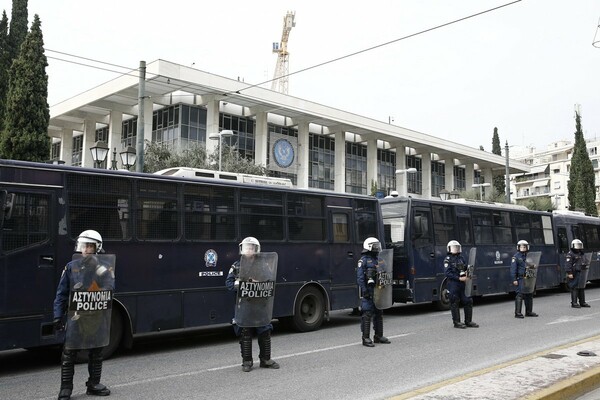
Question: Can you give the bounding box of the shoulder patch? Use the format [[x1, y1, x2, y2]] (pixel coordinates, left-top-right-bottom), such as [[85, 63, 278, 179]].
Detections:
[[357, 259, 363, 268]]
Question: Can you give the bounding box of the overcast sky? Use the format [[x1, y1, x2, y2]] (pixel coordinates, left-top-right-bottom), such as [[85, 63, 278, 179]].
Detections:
[[16, 0, 600, 152]]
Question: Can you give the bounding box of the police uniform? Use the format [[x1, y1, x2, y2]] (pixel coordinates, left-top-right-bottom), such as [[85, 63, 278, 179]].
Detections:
[[53, 257, 111, 399], [357, 252, 390, 346], [510, 251, 538, 318], [566, 249, 590, 308], [226, 260, 279, 371], [444, 253, 478, 328]]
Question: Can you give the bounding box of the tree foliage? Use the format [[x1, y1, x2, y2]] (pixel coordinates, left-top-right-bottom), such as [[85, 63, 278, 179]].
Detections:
[[567, 112, 596, 215], [0, 14, 50, 161], [7, 0, 27, 62], [0, 11, 9, 130], [491, 127, 506, 197]]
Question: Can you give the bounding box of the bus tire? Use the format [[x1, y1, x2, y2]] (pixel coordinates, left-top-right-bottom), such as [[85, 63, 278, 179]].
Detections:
[[434, 280, 451, 311], [290, 286, 325, 332], [75, 307, 124, 363]]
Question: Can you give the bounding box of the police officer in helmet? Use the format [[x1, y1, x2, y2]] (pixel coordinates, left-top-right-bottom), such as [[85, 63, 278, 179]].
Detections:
[[357, 237, 391, 347], [53, 230, 112, 399], [566, 239, 591, 308], [226, 237, 280, 372], [511, 239, 538, 318], [443, 240, 479, 329]]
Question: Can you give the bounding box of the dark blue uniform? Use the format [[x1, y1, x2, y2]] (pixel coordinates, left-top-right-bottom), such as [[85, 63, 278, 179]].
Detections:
[[566, 250, 590, 307], [226, 260, 279, 371], [357, 252, 390, 345], [510, 251, 538, 317], [444, 253, 475, 328]]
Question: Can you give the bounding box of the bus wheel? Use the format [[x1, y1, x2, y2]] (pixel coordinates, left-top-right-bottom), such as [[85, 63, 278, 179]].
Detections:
[[434, 280, 451, 311], [75, 308, 124, 363], [290, 286, 325, 332]]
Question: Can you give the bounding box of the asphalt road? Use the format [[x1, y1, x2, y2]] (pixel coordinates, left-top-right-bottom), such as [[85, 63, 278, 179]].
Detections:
[[2, 285, 600, 400]]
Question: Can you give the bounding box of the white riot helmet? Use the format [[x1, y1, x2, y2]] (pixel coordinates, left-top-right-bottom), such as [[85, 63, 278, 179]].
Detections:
[[447, 240, 461, 254], [75, 230, 103, 253], [239, 236, 261, 255], [571, 239, 584, 250], [517, 240, 529, 252], [363, 237, 382, 253]]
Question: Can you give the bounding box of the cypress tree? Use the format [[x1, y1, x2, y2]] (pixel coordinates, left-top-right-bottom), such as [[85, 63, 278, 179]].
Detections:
[[0, 14, 50, 161], [7, 0, 27, 62], [567, 112, 597, 215], [0, 11, 9, 130], [491, 127, 505, 197]]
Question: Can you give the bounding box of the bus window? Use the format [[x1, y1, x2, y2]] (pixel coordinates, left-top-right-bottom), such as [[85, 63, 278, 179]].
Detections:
[[432, 204, 455, 246], [457, 216, 472, 245], [572, 225, 582, 243], [557, 227, 569, 253], [184, 186, 235, 240], [493, 210, 513, 244], [2, 192, 49, 252], [413, 210, 431, 241], [240, 189, 284, 240], [332, 213, 349, 243], [287, 194, 325, 241], [137, 181, 179, 240], [584, 224, 600, 249], [472, 210, 493, 244], [355, 199, 378, 242], [542, 215, 554, 244]]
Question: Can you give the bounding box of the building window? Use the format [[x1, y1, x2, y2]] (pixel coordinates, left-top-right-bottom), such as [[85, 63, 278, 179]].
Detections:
[[406, 155, 422, 195], [223, 113, 255, 160], [121, 118, 137, 148], [454, 166, 466, 191], [378, 148, 396, 195], [72, 135, 83, 166], [431, 160, 445, 198], [309, 134, 335, 190], [346, 142, 367, 194]]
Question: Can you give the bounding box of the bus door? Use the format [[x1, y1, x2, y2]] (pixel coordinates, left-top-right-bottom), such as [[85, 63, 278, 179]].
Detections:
[[410, 206, 437, 303], [0, 187, 58, 348], [556, 226, 570, 280], [328, 207, 359, 309]]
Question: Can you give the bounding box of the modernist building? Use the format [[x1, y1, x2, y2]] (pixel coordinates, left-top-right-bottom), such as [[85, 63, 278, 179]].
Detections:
[[48, 60, 529, 198], [510, 139, 600, 213]]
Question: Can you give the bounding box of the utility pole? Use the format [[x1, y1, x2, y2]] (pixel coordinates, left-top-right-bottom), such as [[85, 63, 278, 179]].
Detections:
[[505, 140, 510, 203], [136, 61, 146, 172]]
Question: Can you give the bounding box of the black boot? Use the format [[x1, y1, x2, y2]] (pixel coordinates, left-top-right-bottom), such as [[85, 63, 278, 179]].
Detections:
[[58, 349, 76, 400], [571, 290, 581, 308], [86, 348, 110, 396], [464, 302, 479, 328], [451, 302, 465, 328], [524, 295, 538, 317], [361, 312, 374, 347], [579, 289, 590, 307], [514, 294, 524, 318], [240, 328, 253, 372], [373, 314, 390, 343], [258, 330, 280, 369]]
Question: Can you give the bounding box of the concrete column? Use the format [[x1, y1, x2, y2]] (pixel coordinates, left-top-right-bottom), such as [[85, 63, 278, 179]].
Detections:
[[108, 111, 123, 167], [60, 129, 73, 166], [395, 145, 407, 193], [421, 152, 432, 198], [82, 119, 96, 168], [366, 138, 378, 192], [334, 131, 346, 193], [445, 158, 455, 190], [255, 111, 268, 167], [465, 163, 475, 191], [205, 99, 220, 154], [297, 121, 309, 189], [483, 168, 493, 185]]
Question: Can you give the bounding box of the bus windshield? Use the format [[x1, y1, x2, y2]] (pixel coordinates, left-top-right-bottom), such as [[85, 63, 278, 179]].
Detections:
[[381, 201, 408, 246]]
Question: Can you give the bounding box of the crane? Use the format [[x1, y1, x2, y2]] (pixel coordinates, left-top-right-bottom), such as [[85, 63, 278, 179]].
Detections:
[[271, 11, 296, 94]]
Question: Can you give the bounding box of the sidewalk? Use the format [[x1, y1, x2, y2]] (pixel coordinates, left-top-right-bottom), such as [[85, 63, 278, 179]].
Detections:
[[391, 335, 600, 400]]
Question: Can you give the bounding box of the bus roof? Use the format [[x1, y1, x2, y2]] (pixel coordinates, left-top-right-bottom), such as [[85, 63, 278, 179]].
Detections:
[[154, 167, 294, 188]]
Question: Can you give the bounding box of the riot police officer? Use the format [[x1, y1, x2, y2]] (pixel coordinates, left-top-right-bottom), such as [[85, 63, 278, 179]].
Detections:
[[357, 237, 391, 347], [53, 230, 112, 400], [511, 239, 538, 318], [226, 237, 280, 372], [443, 240, 479, 329], [566, 239, 591, 308]]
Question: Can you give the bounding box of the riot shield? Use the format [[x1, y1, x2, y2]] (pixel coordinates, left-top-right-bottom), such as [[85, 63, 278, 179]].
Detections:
[[234, 252, 278, 328], [578, 252, 593, 289], [464, 248, 477, 297], [521, 251, 541, 294], [373, 249, 393, 310], [65, 254, 116, 350]]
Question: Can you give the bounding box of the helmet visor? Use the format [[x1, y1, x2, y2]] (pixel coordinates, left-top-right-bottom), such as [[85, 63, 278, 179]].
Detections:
[[240, 243, 259, 255], [370, 242, 382, 252]]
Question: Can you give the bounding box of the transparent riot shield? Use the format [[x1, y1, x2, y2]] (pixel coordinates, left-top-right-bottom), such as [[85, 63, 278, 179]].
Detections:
[[578, 252, 593, 289], [235, 252, 278, 328], [464, 248, 477, 297], [373, 249, 393, 310], [521, 251, 541, 294], [65, 254, 116, 350]]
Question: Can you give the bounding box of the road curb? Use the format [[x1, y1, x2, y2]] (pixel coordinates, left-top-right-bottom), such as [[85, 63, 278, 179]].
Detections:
[[525, 363, 600, 400]]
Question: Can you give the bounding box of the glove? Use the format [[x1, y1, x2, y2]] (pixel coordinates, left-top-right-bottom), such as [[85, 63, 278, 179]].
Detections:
[[363, 293, 371, 300], [53, 317, 64, 333]]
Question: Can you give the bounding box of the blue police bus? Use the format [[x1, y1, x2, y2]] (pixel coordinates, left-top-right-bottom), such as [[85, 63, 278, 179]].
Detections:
[[553, 210, 600, 285], [0, 159, 382, 357], [379, 196, 559, 310]]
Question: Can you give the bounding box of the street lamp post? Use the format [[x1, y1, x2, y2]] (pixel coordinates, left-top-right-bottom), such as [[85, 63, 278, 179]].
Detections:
[[472, 182, 491, 200], [395, 168, 417, 197], [89, 141, 109, 169], [119, 146, 137, 171], [208, 130, 234, 171]]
